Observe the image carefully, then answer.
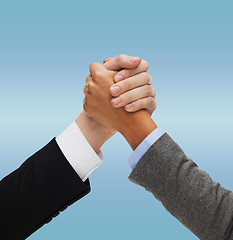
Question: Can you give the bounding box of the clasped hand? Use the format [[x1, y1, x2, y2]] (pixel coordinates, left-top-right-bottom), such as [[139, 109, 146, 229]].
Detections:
[[83, 54, 156, 133]]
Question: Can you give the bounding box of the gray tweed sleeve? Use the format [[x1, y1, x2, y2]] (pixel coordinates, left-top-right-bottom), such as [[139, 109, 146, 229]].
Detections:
[[129, 133, 233, 240]]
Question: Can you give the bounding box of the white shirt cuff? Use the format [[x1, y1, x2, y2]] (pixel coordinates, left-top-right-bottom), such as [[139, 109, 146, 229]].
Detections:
[[128, 127, 165, 169], [56, 122, 103, 182]]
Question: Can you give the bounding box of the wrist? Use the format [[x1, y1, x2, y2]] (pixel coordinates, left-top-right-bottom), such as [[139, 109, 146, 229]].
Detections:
[[75, 111, 114, 153], [119, 110, 157, 150]]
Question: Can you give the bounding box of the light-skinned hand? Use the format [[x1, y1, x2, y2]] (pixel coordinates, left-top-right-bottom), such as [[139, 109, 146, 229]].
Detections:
[[103, 54, 156, 115]]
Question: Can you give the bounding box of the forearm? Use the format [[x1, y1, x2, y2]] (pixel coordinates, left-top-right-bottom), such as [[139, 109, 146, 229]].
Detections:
[[0, 139, 90, 239], [119, 110, 157, 150], [129, 133, 233, 240], [75, 111, 114, 153]]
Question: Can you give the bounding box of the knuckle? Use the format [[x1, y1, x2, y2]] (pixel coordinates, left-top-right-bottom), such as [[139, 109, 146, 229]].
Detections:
[[145, 85, 153, 95], [141, 72, 151, 84], [116, 55, 123, 63], [149, 97, 157, 109], [88, 82, 95, 92], [133, 99, 144, 110], [117, 54, 128, 65], [148, 75, 153, 84], [83, 86, 87, 95], [84, 93, 90, 102], [117, 54, 127, 61], [86, 74, 92, 83], [149, 96, 155, 105], [94, 71, 102, 79], [85, 92, 93, 103], [141, 59, 149, 71], [150, 86, 155, 95], [153, 88, 156, 97]]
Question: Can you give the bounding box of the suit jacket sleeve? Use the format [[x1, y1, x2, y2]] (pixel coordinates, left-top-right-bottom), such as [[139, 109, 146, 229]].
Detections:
[[0, 138, 91, 240], [129, 133, 233, 240]]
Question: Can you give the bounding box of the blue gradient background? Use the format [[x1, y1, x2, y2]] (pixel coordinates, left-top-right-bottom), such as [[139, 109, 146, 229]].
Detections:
[[0, 1, 232, 239]]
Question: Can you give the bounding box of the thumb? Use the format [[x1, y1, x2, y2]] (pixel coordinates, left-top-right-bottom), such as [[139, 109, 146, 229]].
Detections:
[[103, 54, 141, 71]]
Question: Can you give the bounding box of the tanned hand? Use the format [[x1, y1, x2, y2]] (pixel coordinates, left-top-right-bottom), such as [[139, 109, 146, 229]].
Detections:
[[83, 63, 157, 150]]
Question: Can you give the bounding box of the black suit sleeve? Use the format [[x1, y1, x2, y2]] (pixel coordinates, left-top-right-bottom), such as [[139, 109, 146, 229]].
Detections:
[[0, 138, 91, 240]]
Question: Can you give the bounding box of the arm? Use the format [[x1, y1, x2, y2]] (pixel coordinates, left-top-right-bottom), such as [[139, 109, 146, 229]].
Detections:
[[0, 112, 111, 240], [129, 133, 233, 240], [84, 62, 233, 240], [0, 54, 156, 239], [0, 138, 91, 240], [75, 111, 113, 153]]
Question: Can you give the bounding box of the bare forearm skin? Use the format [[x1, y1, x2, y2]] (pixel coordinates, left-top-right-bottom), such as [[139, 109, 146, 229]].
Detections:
[[119, 110, 157, 150], [75, 111, 114, 153]]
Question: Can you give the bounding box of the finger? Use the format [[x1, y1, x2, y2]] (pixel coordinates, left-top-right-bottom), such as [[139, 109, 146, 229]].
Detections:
[[124, 97, 157, 115], [85, 73, 98, 94], [111, 84, 155, 108], [85, 74, 92, 84], [89, 62, 108, 80], [113, 59, 149, 83], [84, 85, 88, 95], [103, 58, 112, 63], [153, 88, 156, 98], [103, 54, 141, 72], [110, 72, 152, 97]]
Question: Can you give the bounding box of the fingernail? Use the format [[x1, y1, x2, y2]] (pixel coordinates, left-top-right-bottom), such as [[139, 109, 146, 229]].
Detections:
[[125, 103, 132, 110], [128, 57, 139, 63], [110, 86, 120, 95], [111, 97, 121, 106], [115, 75, 123, 82]]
